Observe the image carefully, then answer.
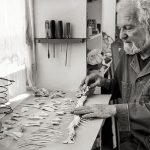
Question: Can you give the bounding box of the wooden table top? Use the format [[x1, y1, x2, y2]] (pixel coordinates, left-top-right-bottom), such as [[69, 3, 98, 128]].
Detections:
[[0, 93, 111, 150]]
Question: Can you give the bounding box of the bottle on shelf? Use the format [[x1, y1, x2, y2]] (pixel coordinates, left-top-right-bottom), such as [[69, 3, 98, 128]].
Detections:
[[88, 25, 92, 36]]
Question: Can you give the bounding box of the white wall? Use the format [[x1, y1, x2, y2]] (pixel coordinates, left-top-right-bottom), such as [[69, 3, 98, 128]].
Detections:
[[102, 0, 116, 40], [34, 0, 87, 92]]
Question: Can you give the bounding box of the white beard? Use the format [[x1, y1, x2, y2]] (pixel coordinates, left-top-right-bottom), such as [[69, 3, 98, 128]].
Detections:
[[124, 42, 142, 55]]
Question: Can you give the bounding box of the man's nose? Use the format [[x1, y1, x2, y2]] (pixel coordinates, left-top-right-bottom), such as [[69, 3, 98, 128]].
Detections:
[[119, 29, 128, 40]]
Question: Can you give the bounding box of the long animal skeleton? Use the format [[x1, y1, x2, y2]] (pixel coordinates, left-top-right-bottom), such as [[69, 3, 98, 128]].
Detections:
[[63, 86, 89, 144]]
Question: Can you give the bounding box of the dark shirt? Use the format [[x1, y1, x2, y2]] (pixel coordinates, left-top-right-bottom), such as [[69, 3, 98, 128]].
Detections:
[[137, 54, 150, 70]]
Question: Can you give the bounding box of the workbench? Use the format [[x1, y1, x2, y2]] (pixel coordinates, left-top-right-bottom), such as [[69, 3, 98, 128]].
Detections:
[[0, 93, 111, 150]]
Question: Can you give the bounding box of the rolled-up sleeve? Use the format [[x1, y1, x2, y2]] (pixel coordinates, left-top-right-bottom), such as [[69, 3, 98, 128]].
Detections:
[[115, 102, 150, 149], [115, 103, 150, 133], [128, 103, 150, 133], [115, 104, 130, 132]]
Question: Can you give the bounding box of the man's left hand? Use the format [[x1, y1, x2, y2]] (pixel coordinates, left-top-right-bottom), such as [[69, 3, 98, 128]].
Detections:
[[73, 104, 116, 119]]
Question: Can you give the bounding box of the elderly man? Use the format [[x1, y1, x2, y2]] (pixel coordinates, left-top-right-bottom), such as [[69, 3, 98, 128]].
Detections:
[[73, 0, 150, 150]]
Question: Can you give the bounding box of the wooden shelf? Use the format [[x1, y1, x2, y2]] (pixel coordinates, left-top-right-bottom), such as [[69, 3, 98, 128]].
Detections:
[[35, 38, 86, 44], [35, 34, 101, 44], [87, 33, 102, 40]]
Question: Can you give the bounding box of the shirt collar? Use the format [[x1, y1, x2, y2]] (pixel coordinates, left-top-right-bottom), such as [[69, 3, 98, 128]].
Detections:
[[139, 48, 150, 60]]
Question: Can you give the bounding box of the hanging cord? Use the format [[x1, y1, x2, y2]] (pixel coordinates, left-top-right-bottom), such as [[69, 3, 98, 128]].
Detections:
[[0, 77, 15, 114]]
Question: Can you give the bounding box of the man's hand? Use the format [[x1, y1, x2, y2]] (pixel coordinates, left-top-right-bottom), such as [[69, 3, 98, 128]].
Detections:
[[73, 104, 116, 119], [80, 72, 105, 90]]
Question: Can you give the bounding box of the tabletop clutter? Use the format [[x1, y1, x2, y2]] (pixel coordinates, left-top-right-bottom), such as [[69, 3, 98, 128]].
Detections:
[[0, 86, 89, 150]]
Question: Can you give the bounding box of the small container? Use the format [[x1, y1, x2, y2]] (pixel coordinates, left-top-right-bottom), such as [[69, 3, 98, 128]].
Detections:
[[65, 22, 71, 38], [92, 28, 98, 35], [50, 20, 56, 39], [58, 20, 63, 39], [97, 23, 101, 33], [88, 26, 92, 36], [45, 20, 50, 38]]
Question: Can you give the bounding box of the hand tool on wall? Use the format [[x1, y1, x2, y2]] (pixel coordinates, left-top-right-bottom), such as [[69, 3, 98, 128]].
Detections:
[[45, 20, 50, 58], [48, 43, 50, 58], [58, 21, 63, 52], [65, 22, 71, 66], [50, 20, 56, 58]]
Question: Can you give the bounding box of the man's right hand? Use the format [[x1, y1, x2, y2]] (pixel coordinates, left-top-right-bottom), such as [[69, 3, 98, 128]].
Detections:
[[80, 72, 105, 90]]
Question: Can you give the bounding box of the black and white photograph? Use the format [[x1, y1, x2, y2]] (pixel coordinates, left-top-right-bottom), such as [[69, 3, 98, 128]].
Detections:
[[0, 0, 150, 150]]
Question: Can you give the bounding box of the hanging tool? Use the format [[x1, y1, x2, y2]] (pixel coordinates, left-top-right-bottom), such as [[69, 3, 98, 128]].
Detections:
[[65, 43, 68, 66], [65, 22, 71, 66], [45, 20, 50, 58], [58, 21, 64, 52], [53, 44, 55, 58], [50, 20, 56, 58], [48, 43, 50, 58]]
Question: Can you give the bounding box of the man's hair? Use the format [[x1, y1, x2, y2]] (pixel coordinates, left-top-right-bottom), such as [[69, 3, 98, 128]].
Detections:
[[117, 0, 150, 29]]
